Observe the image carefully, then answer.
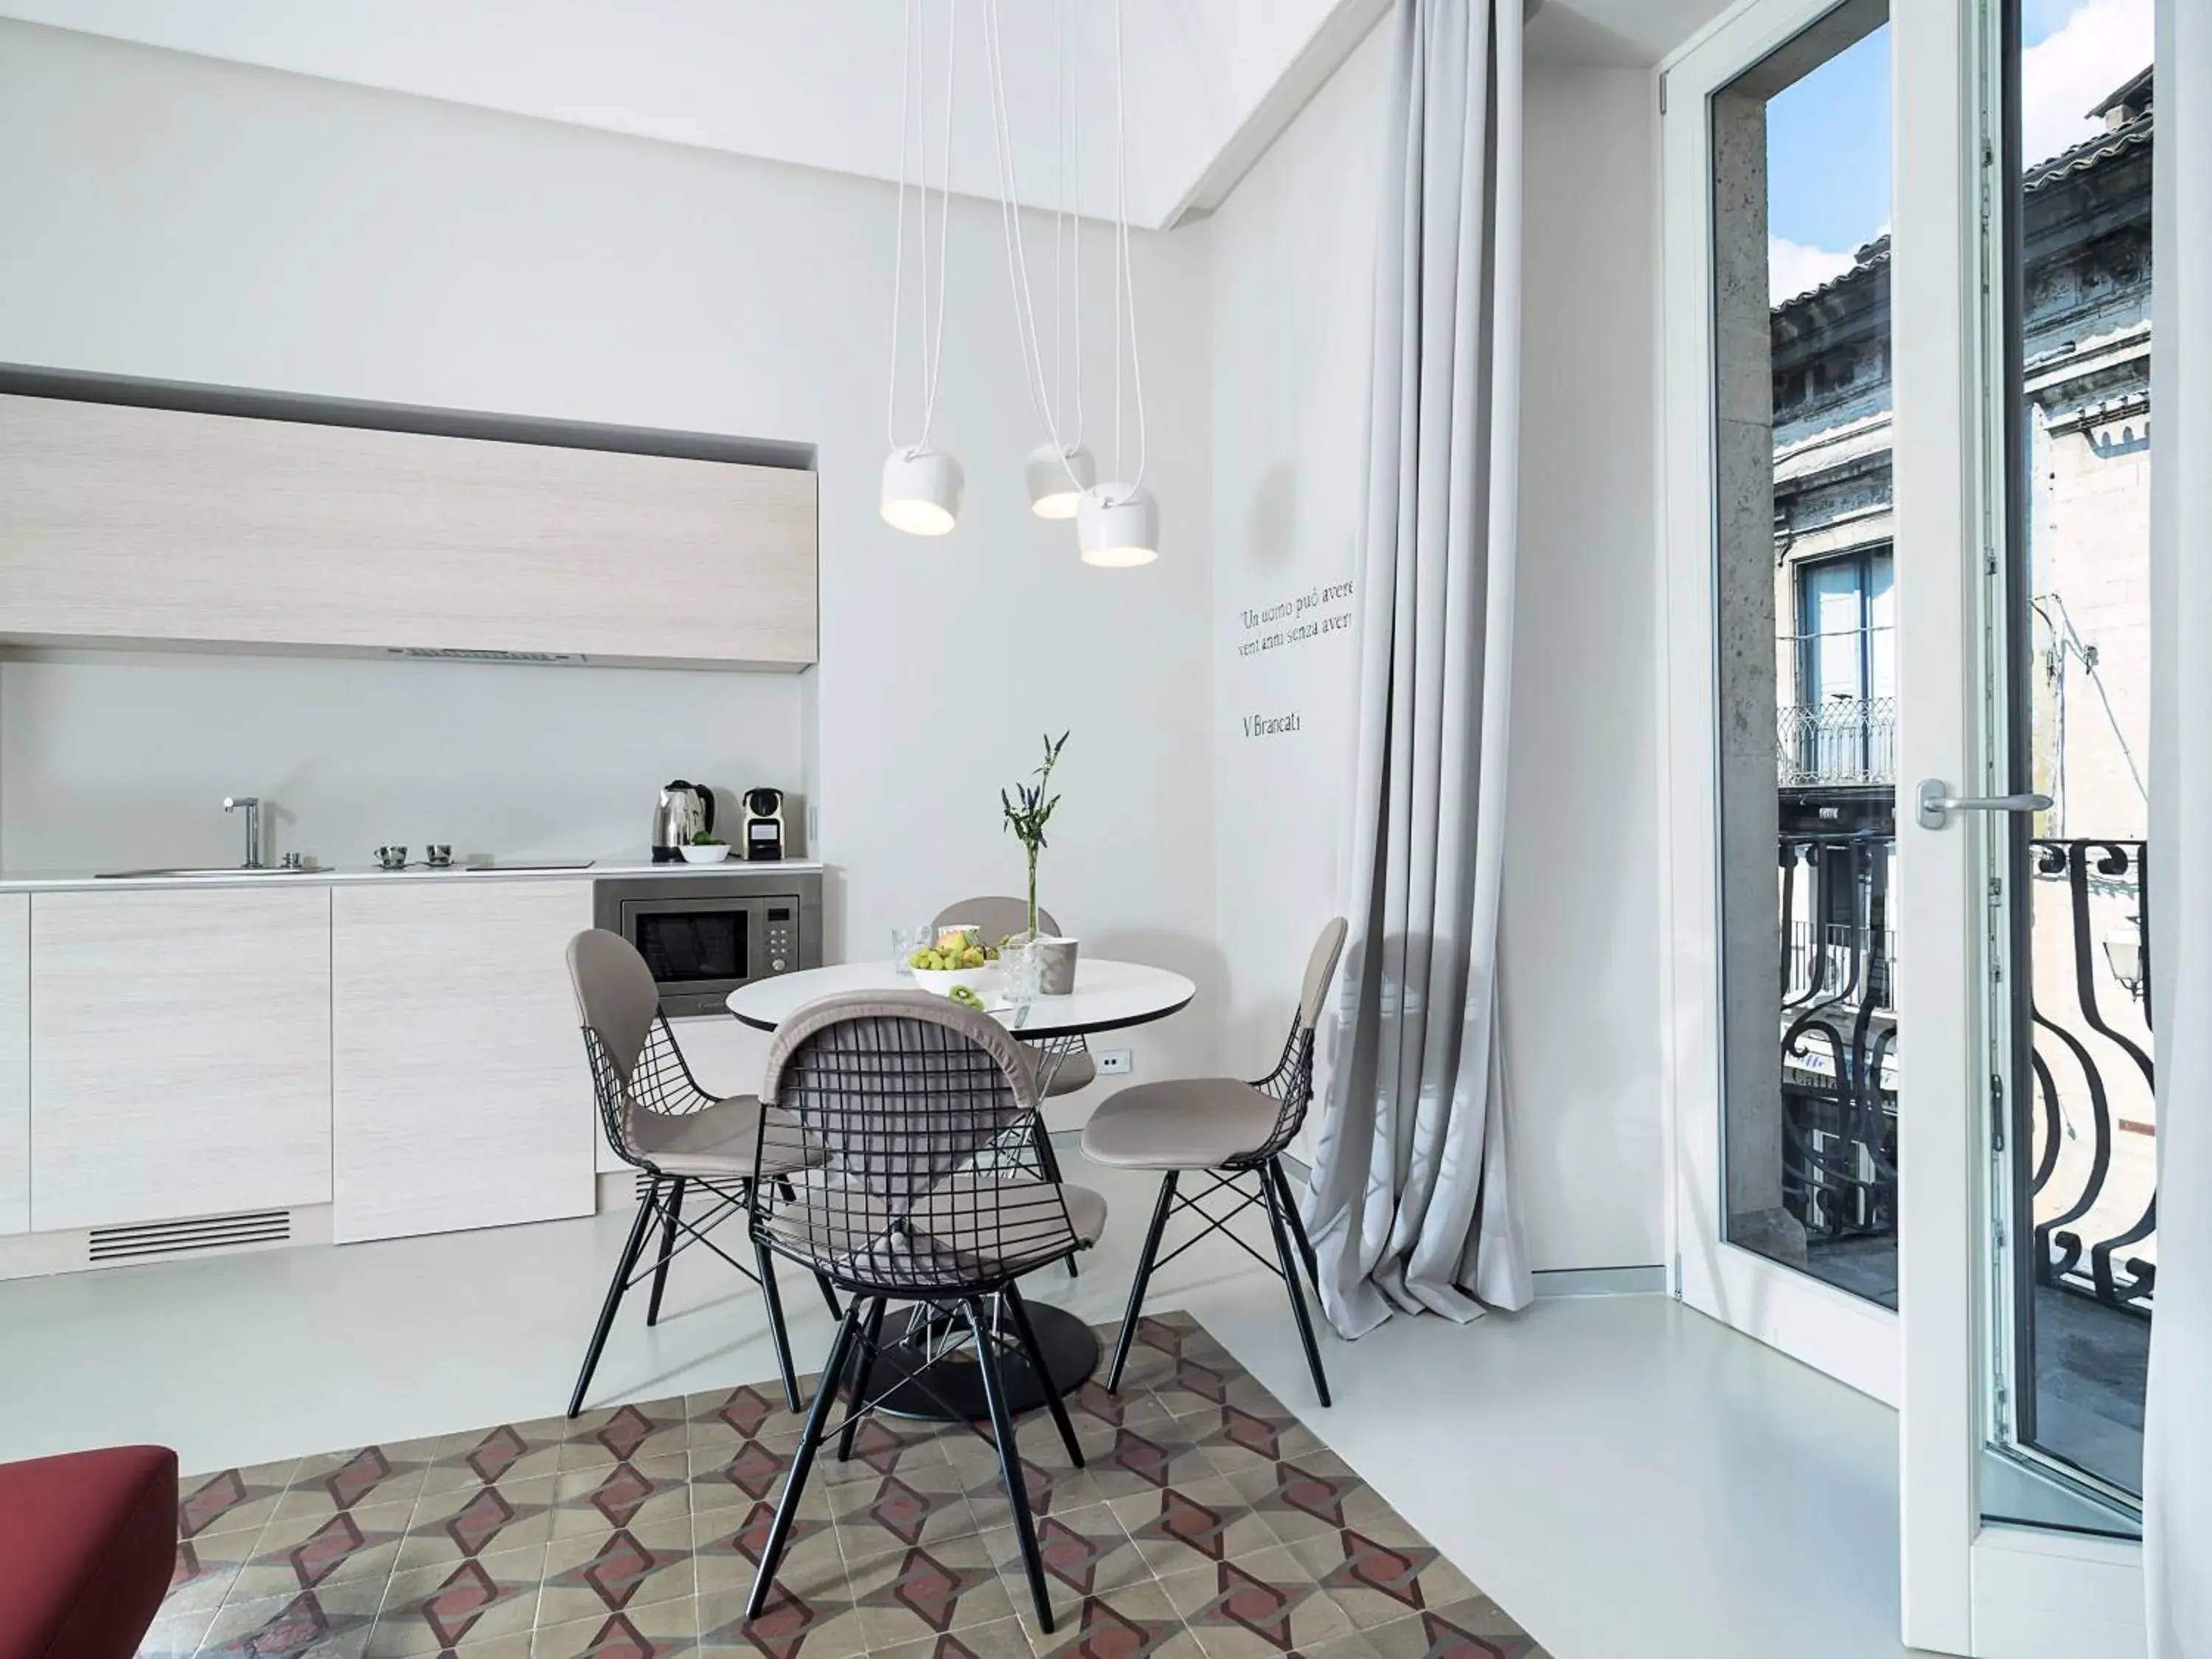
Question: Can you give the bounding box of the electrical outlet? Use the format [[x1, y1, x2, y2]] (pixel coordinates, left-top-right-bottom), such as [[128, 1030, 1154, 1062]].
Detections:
[[1096, 1048, 1133, 1076]]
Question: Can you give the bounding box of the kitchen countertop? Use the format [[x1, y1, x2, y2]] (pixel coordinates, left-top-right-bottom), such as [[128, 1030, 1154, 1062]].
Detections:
[[0, 853, 824, 894]]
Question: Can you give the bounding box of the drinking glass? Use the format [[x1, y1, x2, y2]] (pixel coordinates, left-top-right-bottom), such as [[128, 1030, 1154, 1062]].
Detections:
[[893, 923, 934, 974], [1001, 940, 1042, 1008]]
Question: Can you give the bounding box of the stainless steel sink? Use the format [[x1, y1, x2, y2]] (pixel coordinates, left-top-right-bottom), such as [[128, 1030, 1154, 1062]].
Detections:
[[94, 866, 321, 879]]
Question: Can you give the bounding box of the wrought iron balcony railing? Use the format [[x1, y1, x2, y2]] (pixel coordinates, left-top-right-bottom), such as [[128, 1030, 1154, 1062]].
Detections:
[[1770, 832, 2154, 1316], [1778, 695, 1897, 787]]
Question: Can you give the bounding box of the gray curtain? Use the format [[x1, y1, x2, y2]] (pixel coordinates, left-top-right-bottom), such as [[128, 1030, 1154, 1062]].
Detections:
[[2146, 1, 2210, 1649], [1301, 0, 1532, 1340]]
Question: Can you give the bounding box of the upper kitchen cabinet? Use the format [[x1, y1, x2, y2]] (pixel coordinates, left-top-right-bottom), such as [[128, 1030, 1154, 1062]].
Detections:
[[0, 385, 818, 669]]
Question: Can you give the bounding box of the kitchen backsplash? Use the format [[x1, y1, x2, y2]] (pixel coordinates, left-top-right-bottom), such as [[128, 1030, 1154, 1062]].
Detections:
[[0, 649, 806, 873]]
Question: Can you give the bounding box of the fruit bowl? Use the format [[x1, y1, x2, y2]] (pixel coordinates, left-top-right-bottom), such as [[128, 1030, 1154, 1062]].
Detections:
[[909, 964, 1004, 1001], [680, 843, 731, 863]]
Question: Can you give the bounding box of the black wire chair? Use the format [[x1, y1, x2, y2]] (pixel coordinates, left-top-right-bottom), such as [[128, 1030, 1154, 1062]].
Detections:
[[742, 990, 1106, 1633], [1080, 917, 1347, 1405], [566, 929, 840, 1418]]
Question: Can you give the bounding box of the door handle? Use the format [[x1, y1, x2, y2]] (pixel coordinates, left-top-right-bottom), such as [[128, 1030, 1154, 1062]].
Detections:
[[1914, 779, 2053, 831]]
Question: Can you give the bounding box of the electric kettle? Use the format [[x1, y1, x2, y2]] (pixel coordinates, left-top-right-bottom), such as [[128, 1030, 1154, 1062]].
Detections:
[[651, 780, 715, 862]]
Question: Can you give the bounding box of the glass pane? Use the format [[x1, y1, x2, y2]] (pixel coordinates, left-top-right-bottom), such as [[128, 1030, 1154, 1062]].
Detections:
[[634, 911, 748, 984], [1711, 5, 1896, 1305], [1986, 0, 2154, 1531]]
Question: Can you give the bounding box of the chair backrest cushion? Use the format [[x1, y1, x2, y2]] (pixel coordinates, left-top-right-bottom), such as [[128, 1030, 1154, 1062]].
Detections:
[[757, 991, 1062, 1290], [567, 929, 660, 1083], [1299, 917, 1350, 1032], [931, 896, 1063, 942]]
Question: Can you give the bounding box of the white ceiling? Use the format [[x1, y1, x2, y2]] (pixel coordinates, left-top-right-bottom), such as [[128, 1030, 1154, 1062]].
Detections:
[[0, 0, 1735, 228]]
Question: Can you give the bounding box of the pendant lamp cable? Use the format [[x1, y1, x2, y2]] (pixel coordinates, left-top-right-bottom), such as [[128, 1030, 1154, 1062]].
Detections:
[[1111, 0, 1147, 497], [887, 0, 958, 453], [982, 0, 1087, 486]]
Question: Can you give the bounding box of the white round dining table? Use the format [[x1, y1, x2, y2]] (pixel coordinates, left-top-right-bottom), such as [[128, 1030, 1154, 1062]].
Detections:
[[723, 955, 1197, 1423], [724, 956, 1197, 1040]]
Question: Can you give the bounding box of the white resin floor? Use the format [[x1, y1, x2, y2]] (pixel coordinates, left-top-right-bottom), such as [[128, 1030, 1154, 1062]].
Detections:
[[0, 1147, 1910, 1659]]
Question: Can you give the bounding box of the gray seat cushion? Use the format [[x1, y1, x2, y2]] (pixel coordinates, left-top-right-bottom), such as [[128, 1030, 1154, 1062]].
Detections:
[[631, 1096, 821, 1180], [764, 1175, 1104, 1281], [1079, 1077, 1281, 1170], [1045, 1047, 1096, 1096]]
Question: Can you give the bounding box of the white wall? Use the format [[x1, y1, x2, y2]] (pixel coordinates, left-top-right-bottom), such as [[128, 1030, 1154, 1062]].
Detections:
[[1208, 31, 1667, 1272], [0, 19, 1221, 1106], [1208, 21, 1385, 1085], [1506, 61, 1666, 1273]]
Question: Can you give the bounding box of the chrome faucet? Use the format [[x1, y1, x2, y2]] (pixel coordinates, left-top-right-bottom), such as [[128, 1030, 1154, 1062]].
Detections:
[[223, 796, 265, 869]]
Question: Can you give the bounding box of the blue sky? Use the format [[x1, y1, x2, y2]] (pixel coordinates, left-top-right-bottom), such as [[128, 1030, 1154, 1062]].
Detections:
[[1764, 0, 2152, 302]]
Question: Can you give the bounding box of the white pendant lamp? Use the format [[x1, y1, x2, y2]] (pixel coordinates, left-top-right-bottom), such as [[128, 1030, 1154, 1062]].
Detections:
[[881, 0, 961, 538], [881, 445, 964, 536], [1077, 481, 1158, 567], [1025, 441, 1095, 519]]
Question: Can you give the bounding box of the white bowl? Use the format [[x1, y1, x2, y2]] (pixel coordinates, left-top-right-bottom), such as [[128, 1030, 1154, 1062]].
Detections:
[[909, 964, 1004, 1001], [680, 844, 731, 863]]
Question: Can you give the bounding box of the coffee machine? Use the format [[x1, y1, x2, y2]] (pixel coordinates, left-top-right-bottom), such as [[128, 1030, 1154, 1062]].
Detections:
[[740, 788, 787, 861]]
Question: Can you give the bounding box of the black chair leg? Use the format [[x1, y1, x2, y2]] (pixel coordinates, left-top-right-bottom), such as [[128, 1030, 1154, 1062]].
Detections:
[[754, 1237, 804, 1413], [964, 1298, 1053, 1634], [746, 1301, 863, 1621], [1027, 1119, 1080, 1280], [1106, 1172, 1178, 1392], [568, 1182, 660, 1419], [1260, 1164, 1332, 1408], [1269, 1161, 1321, 1291], [838, 1296, 888, 1461], [1003, 1281, 1084, 1467], [815, 1274, 844, 1321], [645, 1176, 687, 1326]]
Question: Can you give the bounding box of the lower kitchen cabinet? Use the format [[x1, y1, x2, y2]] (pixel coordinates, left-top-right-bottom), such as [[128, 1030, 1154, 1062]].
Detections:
[[0, 895, 27, 1235], [29, 887, 333, 1231], [333, 880, 595, 1242]]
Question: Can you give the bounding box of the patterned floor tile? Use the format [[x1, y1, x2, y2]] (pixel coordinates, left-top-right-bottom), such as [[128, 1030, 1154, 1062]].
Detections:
[[373, 1543, 547, 1656], [196, 1578, 386, 1659], [551, 1455, 693, 1539], [1363, 1601, 1552, 1659], [227, 1499, 416, 1604], [843, 1536, 1018, 1650], [538, 1520, 697, 1627], [695, 1582, 872, 1659], [1152, 1548, 1357, 1659], [146, 1314, 1539, 1659], [532, 1598, 702, 1659], [1014, 1576, 1209, 1659]]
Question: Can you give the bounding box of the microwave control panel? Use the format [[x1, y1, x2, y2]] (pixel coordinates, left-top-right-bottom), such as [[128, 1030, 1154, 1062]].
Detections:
[[763, 902, 797, 975]]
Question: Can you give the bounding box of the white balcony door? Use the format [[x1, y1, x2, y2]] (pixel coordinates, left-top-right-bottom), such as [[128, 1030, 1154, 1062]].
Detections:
[[1661, 0, 2155, 1653]]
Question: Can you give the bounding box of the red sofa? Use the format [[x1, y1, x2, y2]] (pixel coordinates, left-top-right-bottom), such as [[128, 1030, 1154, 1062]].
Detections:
[[0, 1446, 178, 1659]]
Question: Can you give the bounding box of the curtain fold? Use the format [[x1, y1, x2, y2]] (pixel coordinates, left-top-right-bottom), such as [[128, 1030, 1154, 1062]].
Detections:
[[2145, 1, 2210, 1650], [1301, 0, 1531, 1340]]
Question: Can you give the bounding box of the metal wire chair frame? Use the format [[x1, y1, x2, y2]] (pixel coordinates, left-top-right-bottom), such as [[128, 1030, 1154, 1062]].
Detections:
[[568, 1016, 839, 1419], [741, 995, 1096, 1632], [1105, 1008, 1334, 1407]]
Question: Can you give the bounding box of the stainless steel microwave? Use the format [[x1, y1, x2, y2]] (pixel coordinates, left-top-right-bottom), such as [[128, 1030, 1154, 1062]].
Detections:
[[593, 870, 823, 1018]]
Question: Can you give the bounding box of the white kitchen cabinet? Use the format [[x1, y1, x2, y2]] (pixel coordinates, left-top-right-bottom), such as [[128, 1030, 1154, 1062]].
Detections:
[[0, 392, 818, 669], [596, 1015, 773, 1173], [0, 896, 27, 1235], [333, 880, 595, 1242], [29, 887, 333, 1231]]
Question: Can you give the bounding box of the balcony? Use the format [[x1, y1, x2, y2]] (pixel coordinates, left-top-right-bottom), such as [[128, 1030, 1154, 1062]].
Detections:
[[1775, 831, 2153, 1493], [1777, 695, 1896, 787]]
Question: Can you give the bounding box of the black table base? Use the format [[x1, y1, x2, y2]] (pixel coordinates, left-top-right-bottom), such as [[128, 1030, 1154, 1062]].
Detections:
[[851, 1301, 1101, 1422]]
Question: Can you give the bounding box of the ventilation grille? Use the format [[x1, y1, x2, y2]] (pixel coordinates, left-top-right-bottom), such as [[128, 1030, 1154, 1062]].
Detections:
[[88, 1210, 291, 1262], [387, 647, 586, 664]]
